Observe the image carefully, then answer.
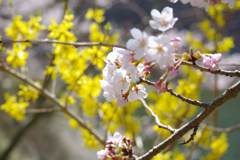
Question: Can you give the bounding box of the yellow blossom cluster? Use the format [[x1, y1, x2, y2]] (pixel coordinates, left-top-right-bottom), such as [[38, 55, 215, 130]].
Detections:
[[186, 3, 235, 54], [1, 85, 38, 121], [5, 16, 45, 68]]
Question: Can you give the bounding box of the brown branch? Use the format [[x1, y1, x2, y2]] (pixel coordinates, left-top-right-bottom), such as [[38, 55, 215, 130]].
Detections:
[[167, 88, 208, 108], [137, 80, 240, 160], [1, 39, 239, 78], [0, 62, 105, 146], [0, 39, 127, 50], [140, 78, 208, 108], [182, 61, 240, 77]]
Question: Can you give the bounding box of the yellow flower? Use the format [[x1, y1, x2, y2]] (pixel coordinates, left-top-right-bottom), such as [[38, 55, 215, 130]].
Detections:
[[85, 8, 105, 23], [18, 84, 39, 101], [1, 95, 29, 121], [6, 44, 28, 68]]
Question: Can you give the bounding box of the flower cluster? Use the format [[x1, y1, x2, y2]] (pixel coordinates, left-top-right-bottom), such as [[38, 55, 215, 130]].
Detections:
[[97, 132, 133, 160], [101, 7, 182, 105], [100, 47, 147, 105]]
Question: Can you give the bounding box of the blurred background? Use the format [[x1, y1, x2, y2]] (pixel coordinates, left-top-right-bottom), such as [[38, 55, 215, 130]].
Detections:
[[0, 0, 239, 159]]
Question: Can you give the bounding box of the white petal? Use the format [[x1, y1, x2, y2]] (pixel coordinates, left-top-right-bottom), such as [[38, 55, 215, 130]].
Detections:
[[151, 9, 161, 19], [149, 20, 159, 30], [130, 28, 142, 39], [126, 39, 140, 50]]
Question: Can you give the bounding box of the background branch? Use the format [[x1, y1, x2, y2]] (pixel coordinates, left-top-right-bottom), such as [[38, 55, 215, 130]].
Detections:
[[182, 61, 240, 77], [0, 62, 105, 146], [0, 39, 127, 50], [0, 56, 54, 160]]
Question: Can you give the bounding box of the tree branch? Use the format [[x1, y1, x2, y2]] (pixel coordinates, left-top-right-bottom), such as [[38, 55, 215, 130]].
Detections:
[[137, 80, 240, 160], [26, 108, 61, 114], [202, 123, 240, 133], [140, 78, 208, 108], [167, 88, 209, 108], [182, 61, 240, 77], [0, 39, 127, 50], [0, 62, 105, 146]]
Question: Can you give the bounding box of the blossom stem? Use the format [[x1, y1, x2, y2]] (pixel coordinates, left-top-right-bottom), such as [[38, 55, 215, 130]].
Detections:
[[182, 61, 240, 77], [140, 78, 208, 108]]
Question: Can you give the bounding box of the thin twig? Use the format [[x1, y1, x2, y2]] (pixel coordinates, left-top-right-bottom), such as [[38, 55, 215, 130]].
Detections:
[[0, 62, 105, 146], [202, 123, 240, 133], [140, 78, 208, 108], [140, 99, 175, 133], [1, 39, 239, 78], [182, 61, 240, 77], [26, 108, 60, 114], [0, 39, 127, 50], [167, 88, 209, 108]]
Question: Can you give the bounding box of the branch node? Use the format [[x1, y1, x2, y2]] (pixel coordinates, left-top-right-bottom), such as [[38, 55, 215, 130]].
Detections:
[[180, 125, 199, 145]]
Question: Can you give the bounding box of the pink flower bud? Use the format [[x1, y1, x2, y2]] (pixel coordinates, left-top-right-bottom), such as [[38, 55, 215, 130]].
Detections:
[[202, 53, 222, 70], [170, 36, 182, 48], [155, 80, 168, 93]]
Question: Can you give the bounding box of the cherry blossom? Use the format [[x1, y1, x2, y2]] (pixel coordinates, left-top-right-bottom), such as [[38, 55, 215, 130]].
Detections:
[[146, 35, 175, 69], [101, 47, 148, 105], [100, 68, 130, 105], [97, 132, 133, 160], [126, 28, 149, 60], [106, 48, 132, 67], [149, 7, 178, 32], [128, 84, 148, 101]]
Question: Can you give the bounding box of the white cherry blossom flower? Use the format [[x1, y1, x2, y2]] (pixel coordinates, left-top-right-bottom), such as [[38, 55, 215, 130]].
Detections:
[[97, 132, 133, 160], [146, 35, 175, 69], [102, 63, 117, 81], [112, 68, 130, 93], [124, 64, 140, 83], [106, 47, 132, 67], [128, 84, 148, 102], [97, 149, 108, 160], [169, 0, 178, 3], [101, 67, 131, 105], [149, 7, 178, 32], [126, 28, 149, 60], [107, 132, 123, 144]]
